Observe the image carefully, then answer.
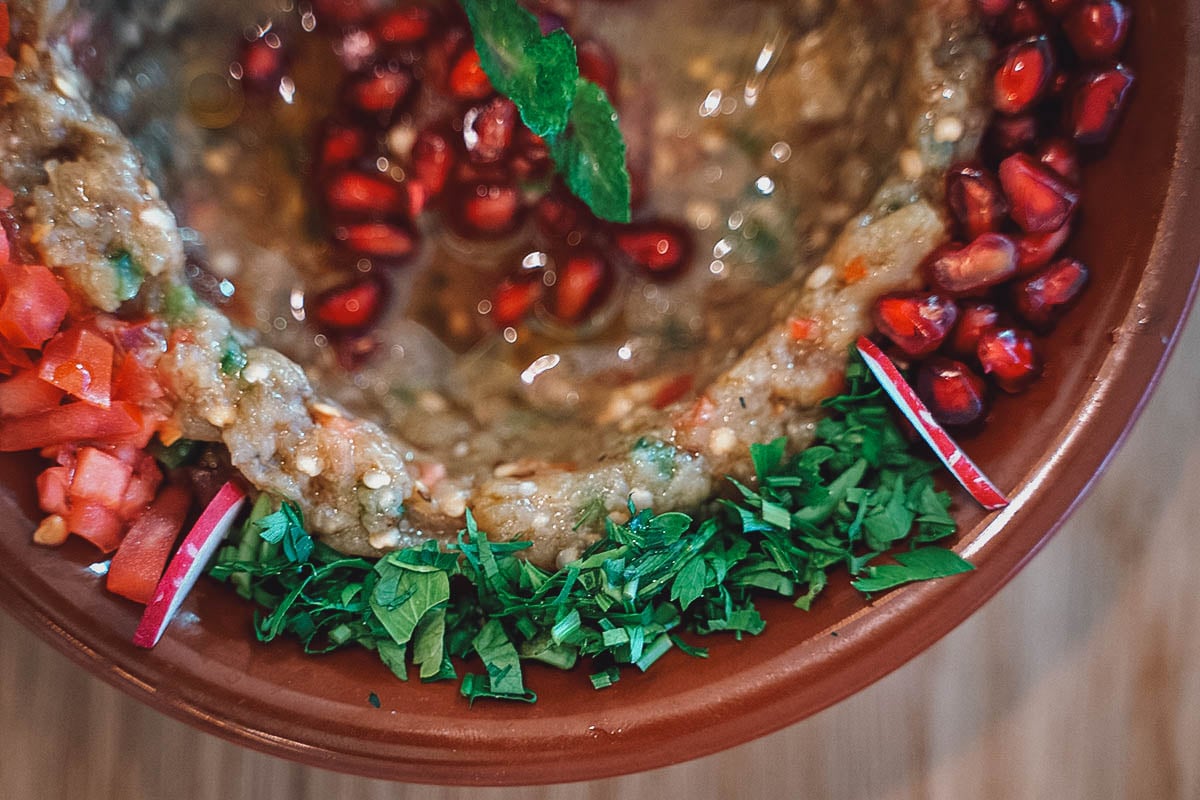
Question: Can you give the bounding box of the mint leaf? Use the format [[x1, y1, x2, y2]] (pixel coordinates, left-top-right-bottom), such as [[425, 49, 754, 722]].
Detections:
[[851, 548, 974, 593], [461, 0, 578, 137], [549, 79, 632, 223]]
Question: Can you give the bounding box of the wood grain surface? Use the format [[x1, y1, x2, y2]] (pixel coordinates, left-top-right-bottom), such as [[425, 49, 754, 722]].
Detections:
[[2, 306, 1198, 799]]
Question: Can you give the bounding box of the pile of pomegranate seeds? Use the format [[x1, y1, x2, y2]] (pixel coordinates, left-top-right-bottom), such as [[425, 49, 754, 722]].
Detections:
[[872, 0, 1134, 428], [234, 2, 694, 362]]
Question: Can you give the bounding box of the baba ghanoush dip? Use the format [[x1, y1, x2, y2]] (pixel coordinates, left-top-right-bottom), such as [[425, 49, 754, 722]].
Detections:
[[0, 0, 988, 573]]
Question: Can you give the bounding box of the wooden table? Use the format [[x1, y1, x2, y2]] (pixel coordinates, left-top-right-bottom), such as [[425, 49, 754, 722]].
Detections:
[[3, 307, 1198, 800]]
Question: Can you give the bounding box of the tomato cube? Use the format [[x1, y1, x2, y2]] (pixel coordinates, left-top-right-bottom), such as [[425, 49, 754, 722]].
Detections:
[[0, 401, 145, 451], [112, 356, 165, 402], [38, 327, 114, 408], [66, 501, 126, 553], [69, 446, 133, 508], [0, 264, 70, 349], [36, 466, 72, 516], [0, 371, 64, 416], [0, 335, 33, 375], [107, 485, 193, 604], [118, 454, 164, 520]]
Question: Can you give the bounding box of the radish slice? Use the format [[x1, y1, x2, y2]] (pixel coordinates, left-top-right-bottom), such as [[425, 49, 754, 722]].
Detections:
[[133, 481, 247, 648], [856, 337, 1009, 511]]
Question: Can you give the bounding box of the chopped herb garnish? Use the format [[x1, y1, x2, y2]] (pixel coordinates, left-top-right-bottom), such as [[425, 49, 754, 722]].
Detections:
[[220, 336, 248, 376], [209, 352, 973, 703], [149, 437, 199, 469], [460, 0, 631, 222], [108, 250, 144, 303], [164, 283, 198, 322]]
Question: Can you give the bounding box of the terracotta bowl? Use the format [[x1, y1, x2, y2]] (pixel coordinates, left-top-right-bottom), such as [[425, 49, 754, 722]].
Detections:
[[1, 0, 1198, 787]]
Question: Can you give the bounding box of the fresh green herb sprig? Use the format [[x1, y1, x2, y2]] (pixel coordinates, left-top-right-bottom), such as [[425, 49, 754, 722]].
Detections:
[[209, 354, 973, 704], [460, 0, 631, 222]]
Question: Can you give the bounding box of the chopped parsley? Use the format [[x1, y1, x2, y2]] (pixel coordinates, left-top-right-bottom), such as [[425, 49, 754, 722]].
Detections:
[[108, 250, 145, 303], [209, 353, 972, 703], [220, 336, 248, 376]]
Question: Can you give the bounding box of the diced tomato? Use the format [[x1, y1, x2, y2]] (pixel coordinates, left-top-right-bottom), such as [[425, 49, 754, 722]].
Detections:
[[0, 371, 64, 416], [0, 264, 70, 349], [38, 326, 114, 407], [651, 374, 694, 410], [0, 401, 145, 451], [107, 485, 193, 604], [118, 454, 164, 520], [111, 356, 165, 402], [69, 446, 133, 508], [842, 256, 868, 285], [0, 222, 9, 264], [36, 466, 72, 516], [0, 334, 33, 375], [0, 4, 9, 48], [65, 501, 125, 553]]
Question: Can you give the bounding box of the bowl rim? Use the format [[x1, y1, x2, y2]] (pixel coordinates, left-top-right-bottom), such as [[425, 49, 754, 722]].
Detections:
[[3, 3, 1200, 788]]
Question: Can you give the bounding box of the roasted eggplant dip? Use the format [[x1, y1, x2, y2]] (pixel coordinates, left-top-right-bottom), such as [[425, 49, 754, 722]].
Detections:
[[0, 0, 1131, 699]]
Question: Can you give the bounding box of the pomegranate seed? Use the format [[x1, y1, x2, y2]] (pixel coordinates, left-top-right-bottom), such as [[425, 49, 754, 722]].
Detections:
[[312, 0, 374, 27], [335, 221, 419, 263], [993, 36, 1055, 115], [448, 181, 524, 239], [1064, 0, 1131, 62], [323, 171, 407, 218], [983, 113, 1039, 160], [976, 0, 1015, 17], [346, 64, 415, 120], [948, 302, 1001, 359], [334, 333, 382, 371], [448, 48, 493, 101], [538, 12, 567, 35], [997, 0, 1048, 40], [613, 220, 694, 280], [999, 153, 1080, 233], [513, 126, 552, 180], [917, 358, 989, 427], [314, 278, 386, 332], [1039, 0, 1080, 17], [410, 126, 457, 198], [1012, 257, 1090, 328], [404, 181, 431, 217], [374, 5, 438, 46], [576, 38, 619, 102], [1069, 65, 1136, 145], [1035, 137, 1081, 184], [491, 274, 544, 327], [976, 327, 1041, 392], [424, 25, 470, 91], [1015, 218, 1073, 273], [926, 233, 1019, 295], [946, 162, 1010, 239], [464, 97, 517, 164], [317, 123, 368, 172], [237, 35, 287, 93], [535, 189, 594, 242], [549, 249, 615, 324], [872, 292, 960, 358]]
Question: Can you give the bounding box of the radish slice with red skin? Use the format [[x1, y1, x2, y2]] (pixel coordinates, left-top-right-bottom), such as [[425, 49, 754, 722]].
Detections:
[[133, 481, 247, 648], [856, 337, 1009, 511]]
